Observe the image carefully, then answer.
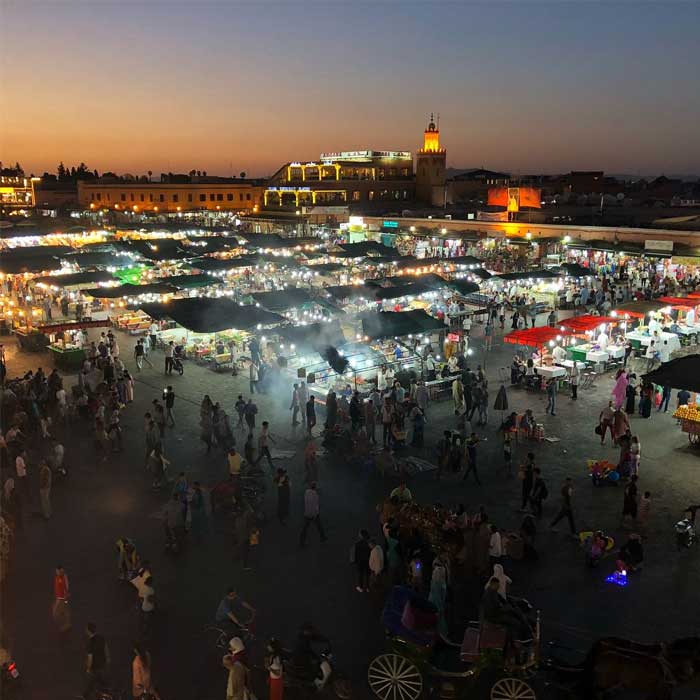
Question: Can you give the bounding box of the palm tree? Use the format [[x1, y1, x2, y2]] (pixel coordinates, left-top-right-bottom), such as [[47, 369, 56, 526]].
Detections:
[[239, 171, 246, 179], [147, 170, 152, 182]]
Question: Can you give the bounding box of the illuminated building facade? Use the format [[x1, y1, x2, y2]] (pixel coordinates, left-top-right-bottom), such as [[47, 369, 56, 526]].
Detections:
[[265, 151, 415, 207], [415, 114, 447, 207], [0, 174, 39, 213], [77, 179, 265, 213]]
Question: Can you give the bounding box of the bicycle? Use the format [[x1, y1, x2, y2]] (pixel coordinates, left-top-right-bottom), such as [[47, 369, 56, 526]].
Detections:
[[204, 621, 256, 651]]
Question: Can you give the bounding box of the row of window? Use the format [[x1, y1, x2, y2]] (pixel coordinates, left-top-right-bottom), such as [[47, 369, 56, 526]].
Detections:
[[89, 191, 252, 203]]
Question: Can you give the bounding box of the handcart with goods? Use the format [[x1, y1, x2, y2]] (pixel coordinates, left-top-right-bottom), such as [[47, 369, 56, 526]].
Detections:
[[673, 405, 700, 445]]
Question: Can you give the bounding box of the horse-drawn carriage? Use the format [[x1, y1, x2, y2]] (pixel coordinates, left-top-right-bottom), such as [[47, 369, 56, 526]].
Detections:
[[368, 587, 700, 699], [368, 586, 540, 700]]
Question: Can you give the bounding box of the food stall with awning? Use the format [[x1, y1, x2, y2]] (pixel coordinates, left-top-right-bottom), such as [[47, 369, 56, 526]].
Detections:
[[136, 297, 285, 365], [560, 315, 626, 364], [504, 326, 576, 379]]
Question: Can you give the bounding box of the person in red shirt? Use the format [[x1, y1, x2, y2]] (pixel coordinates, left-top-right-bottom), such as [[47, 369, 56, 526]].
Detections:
[[53, 565, 72, 631]]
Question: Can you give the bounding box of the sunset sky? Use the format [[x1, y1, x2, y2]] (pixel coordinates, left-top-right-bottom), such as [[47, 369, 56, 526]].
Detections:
[[2, 1, 699, 178]]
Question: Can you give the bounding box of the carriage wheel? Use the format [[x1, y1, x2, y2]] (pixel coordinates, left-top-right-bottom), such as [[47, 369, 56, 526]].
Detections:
[[368, 654, 423, 700], [490, 677, 536, 700]]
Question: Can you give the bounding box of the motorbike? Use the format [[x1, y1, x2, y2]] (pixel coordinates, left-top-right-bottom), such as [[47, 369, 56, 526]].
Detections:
[[277, 631, 351, 699], [675, 518, 696, 550], [172, 346, 185, 376]]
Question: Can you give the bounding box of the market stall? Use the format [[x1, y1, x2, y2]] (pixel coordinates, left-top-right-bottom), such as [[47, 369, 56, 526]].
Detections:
[[560, 315, 626, 364], [645, 355, 700, 445]]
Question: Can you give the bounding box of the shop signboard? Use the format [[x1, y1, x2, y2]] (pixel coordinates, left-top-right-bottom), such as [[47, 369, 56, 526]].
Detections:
[[645, 240, 674, 253]]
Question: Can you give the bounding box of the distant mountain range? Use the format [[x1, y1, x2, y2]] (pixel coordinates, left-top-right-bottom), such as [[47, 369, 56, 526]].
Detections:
[[446, 168, 699, 182]]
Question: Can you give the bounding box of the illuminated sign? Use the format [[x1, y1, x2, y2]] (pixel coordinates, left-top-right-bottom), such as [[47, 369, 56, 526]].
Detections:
[[349, 216, 364, 227], [267, 187, 311, 192], [320, 150, 412, 162], [382, 221, 399, 229], [645, 240, 673, 252]]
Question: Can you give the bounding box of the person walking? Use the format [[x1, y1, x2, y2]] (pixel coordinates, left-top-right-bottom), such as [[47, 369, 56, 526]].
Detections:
[[132, 644, 160, 699], [599, 402, 614, 445], [415, 381, 429, 417], [549, 478, 576, 535], [364, 399, 377, 444], [83, 622, 110, 698], [462, 433, 482, 485], [249, 361, 259, 394], [244, 399, 258, 433], [297, 381, 309, 428], [353, 529, 371, 592], [658, 383, 672, 413], [255, 421, 276, 470], [369, 538, 384, 587], [15, 449, 28, 502], [53, 564, 72, 632], [189, 481, 208, 540], [621, 474, 639, 527], [306, 396, 317, 437], [290, 384, 301, 426], [222, 637, 248, 700], [164, 386, 175, 426], [545, 378, 556, 416], [519, 453, 535, 511], [529, 468, 548, 518], [570, 367, 579, 400], [38, 460, 52, 520], [299, 482, 327, 546], [274, 469, 290, 524], [234, 395, 246, 429], [164, 341, 175, 375]]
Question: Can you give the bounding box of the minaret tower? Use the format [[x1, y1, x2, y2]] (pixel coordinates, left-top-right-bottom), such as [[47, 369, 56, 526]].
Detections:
[[415, 113, 447, 205]]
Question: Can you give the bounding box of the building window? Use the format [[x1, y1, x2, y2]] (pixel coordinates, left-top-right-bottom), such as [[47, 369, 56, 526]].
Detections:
[[172, 194, 179, 202], [378, 169, 385, 180], [240, 194, 244, 201], [96, 193, 101, 201], [435, 169, 440, 177], [199, 194, 206, 202], [389, 168, 396, 177], [188, 194, 193, 202], [106, 194, 110, 201], [90, 193, 94, 200], [121, 193, 126, 201], [150, 194, 154, 202], [403, 190, 408, 200], [246, 193, 251, 201], [130, 193, 135, 201], [368, 190, 375, 201], [352, 191, 361, 201], [217, 193, 223, 201], [227, 193, 233, 201], [140, 194, 145, 202], [210, 194, 215, 201], [159, 194, 165, 202]]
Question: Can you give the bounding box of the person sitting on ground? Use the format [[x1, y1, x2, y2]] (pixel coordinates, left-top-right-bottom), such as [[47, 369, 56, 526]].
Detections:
[[390, 482, 413, 503], [618, 533, 644, 572]]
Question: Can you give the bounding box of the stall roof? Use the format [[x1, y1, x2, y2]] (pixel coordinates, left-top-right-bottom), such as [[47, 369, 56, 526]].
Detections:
[[0, 245, 73, 258], [504, 326, 571, 348], [303, 262, 346, 273], [126, 239, 194, 261], [324, 285, 375, 301], [380, 273, 448, 289], [336, 242, 400, 258], [242, 233, 300, 250], [65, 251, 144, 268], [0, 255, 63, 274], [560, 315, 619, 332], [567, 239, 647, 256], [444, 279, 481, 296], [274, 320, 347, 351], [163, 273, 224, 290], [184, 236, 240, 253], [614, 300, 667, 318], [468, 268, 492, 280], [373, 282, 437, 300], [392, 255, 482, 270], [193, 256, 258, 271], [33, 271, 117, 288], [361, 310, 447, 340], [560, 262, 595, 277], [83, 282, 178, 299], [643, 354, 700, 392], [138, 298, 284, 332], [658, 296, 700, 309], [495, 269, 560, 281], [250, 288, 313, 311]]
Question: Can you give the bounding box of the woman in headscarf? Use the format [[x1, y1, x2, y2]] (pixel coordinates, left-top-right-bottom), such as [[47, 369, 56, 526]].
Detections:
[[485, 562, 513, 598], [612, 407, 630, 445], [611, 369, 628, 410], [3, 478, 21, 530], [625, 374, 637, 414], [189, 481, 208, 539]]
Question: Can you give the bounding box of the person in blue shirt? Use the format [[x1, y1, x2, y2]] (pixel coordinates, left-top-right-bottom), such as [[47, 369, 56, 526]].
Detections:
[[215, 588, 256, 629]]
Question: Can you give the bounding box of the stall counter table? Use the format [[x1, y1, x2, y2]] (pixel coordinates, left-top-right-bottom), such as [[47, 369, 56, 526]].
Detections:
[[567, 346, 589, 362], [534, 365, 567, 379], [625, 330, 681, 354], [48, 344, 86, 371]]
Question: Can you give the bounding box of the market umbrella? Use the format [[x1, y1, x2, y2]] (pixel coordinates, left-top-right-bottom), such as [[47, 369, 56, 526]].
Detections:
[[643, 355, 700, 392]]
